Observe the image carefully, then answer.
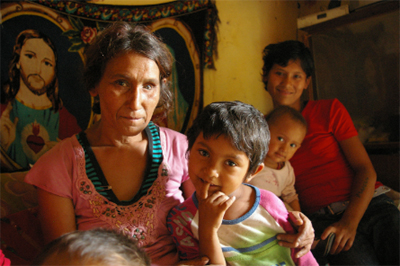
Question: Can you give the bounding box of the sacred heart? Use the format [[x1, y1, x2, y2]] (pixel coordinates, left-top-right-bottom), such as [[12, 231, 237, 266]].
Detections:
[[26, 123, 45, 154]]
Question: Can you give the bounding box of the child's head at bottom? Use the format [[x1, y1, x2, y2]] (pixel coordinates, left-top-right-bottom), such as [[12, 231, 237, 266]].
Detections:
[[186, 101, 270, 182], [32, 228, 150, 266], [264, 105, 307, 168]]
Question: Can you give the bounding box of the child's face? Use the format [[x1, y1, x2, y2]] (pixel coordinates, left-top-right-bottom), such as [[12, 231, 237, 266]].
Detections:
[[266, 59, 311, 110], [188, 133, 251, 198], [265, 115, 306, 168]]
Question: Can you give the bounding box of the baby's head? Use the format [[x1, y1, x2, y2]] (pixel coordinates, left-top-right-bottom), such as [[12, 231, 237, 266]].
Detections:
[[265, 106, 307, 167], [187, 101, 270, 178], [32, 228, 150, 266]]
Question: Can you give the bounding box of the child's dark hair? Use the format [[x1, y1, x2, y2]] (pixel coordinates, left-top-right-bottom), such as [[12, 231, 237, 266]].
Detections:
[[262, 40, 314, 91], [32, 228, 150, 266], [186, 101, 270, 176], [266, 105, 307, 130]]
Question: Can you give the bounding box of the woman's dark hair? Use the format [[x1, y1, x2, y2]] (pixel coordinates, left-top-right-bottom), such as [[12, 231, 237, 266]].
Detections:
[[32, 228, 151, 266], [83, 22, 173, 115], [186, 101, 270, 176], [261, 40, 314, 91]]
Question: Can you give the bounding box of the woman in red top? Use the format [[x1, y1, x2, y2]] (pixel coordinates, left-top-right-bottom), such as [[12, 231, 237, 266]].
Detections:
[[261, 40, 400, 265]]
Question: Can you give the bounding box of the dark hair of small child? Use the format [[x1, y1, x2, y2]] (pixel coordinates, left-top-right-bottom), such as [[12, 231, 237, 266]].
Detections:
[[31, 228, 151, 266], [266, 105, 307, 130], [186, 100, 270, 177], [261, 40, 314, 90]]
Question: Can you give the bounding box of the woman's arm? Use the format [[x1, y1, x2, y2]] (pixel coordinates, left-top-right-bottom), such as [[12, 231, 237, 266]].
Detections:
[[321, 135, 376, 254], [37, 188, 76, 244]]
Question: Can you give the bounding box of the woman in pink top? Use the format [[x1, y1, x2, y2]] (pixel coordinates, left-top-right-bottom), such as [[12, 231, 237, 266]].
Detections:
[[25, 23, 314, 265]]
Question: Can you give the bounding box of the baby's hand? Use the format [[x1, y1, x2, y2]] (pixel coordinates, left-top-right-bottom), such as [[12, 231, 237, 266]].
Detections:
[[197, 182, 235, 232]]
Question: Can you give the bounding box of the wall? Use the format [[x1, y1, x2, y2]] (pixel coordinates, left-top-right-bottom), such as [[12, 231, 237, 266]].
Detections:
[[297, 0, 382, 17], [203, 0, 299, 115]]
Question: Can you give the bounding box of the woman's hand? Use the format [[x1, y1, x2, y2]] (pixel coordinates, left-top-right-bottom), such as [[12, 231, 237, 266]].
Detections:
[[277, 211, 314, 258], [321, 216, 358, 255]]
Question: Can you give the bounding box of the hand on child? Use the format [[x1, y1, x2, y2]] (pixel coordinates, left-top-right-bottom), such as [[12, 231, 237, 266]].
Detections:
[[277, 211, 314, 258], [197, 182, 236, 232]]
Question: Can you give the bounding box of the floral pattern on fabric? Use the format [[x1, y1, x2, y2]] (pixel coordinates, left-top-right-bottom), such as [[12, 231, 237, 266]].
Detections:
[[73, 143, 171, 246]]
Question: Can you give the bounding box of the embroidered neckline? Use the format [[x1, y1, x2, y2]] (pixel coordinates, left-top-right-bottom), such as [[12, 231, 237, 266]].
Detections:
[[76, 121, 163, 206]]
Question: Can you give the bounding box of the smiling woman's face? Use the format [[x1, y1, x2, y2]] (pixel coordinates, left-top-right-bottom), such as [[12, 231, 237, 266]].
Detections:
[[90, 51, 161, 138], [266, 59, 311, 111]]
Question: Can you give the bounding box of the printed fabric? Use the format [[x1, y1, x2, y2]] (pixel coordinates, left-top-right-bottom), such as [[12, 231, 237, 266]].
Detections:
[[167, 184, 317, 266], [0, 100, 81, 169], [25, 124, 189, 265], [248, 161, 298, 206]]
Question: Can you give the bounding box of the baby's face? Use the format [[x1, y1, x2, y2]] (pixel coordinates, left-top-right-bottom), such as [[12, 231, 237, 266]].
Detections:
[[265, 116, 306, 168], [188, 133, 251, 198]]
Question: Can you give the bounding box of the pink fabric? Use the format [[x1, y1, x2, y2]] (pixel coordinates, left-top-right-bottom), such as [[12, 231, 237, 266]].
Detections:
[[249, 161, 298, 205], [25, 127, 189, 265], [168, 187, 317, 265], [290, 99, 359, 214], [259, 189, 317, 266], [0, 250, 10, 266]]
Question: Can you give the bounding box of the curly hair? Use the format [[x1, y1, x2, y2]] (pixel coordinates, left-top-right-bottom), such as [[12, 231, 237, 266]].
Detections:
[[83, 22, 173, 115]]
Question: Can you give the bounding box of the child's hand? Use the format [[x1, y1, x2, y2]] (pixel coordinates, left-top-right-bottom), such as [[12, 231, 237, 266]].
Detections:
[[197, 182, 236, 232]]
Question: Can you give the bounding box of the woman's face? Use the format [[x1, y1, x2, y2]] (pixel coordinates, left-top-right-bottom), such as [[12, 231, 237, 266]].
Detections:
[[266, 59, 311, 111], [91, 52, 161, 138]]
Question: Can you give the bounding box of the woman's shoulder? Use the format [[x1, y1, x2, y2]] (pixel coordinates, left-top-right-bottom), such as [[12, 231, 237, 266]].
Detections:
[[158, 126, 188, 147], [30, 134, 80, 169], [304, 98, 346, 115], [159, 126, 186, 138]]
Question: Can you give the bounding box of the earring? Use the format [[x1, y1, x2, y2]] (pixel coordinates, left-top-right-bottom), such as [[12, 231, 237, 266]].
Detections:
[[16, 63, 20, 69]]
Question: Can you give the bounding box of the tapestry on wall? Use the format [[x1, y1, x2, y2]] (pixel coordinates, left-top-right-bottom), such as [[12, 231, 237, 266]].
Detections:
[[0, 0, 218, 173]]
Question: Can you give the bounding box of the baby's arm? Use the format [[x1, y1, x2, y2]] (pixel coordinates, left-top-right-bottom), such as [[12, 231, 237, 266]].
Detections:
[[197, 183, 235, 265], [288, 199, 301, 212], [282, 164, 301, 212]]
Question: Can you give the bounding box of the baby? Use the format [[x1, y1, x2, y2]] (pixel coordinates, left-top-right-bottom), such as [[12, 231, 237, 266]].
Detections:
[[31, 228, 150, 266], [249, 105, 307, 212], [167, 101, 317, 266], [249, 105, 335, 257]]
